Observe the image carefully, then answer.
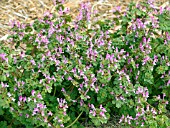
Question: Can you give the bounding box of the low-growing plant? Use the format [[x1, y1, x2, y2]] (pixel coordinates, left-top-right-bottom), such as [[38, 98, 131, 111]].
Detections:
[[0, 0, 170, 128]]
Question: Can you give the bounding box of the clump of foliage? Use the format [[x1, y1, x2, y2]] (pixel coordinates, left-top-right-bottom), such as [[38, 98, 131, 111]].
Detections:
[[0, 0, 170, 127]]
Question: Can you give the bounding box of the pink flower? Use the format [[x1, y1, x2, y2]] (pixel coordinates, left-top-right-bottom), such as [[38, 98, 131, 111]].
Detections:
[[37, 103, 44, 109], [34, 107, 39, 112], [23, 97, 27, 102], [41, 54, 45, 62], [19, 96, 23, 101], [41, 111, 45, 116], [151, 108, 157, 115], [63, 111, 66, 115], [90, 110, 96, 117], [106, 53, 110, 60], [167, 80, 170, 86], [160, 7, 164, 14], [26, 114, 29, 118], [141, 122, 144, 127], [136, 112, 141, 117], [37, 93, 43, 99], [7, 92, 11, 97], [100, 111, 105, 117], [80, 100, 84, 106], [68, 76, 72, 81], [44, 117, 48, 122], [94, 86, 99, 93], [61, 88, 66, 93], [58, 119, 62, 122], [30, 59, 36, 65], [142, 56, 150, 65], [48, 111, 53, 116], [91, 104, 95, 110], [1, 82, 9, 88], [60, 124, 64, 127], [18, 101, 21, 106], [31, 90, 35, 96], [58, 47, 63, 54], [0, 53, 8, 63], [164, 40, 167, 45], [41, 36, 49, 44], [119, 115, 124, 123], [83, 76, 88, 82], [128, 120, 131, 124], [136, 75, 139, 80], [136, 87, 143, 94]]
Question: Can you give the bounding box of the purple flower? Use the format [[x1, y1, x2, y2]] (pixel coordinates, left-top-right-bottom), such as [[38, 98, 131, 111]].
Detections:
[[142, 56, 150, 65], [19, 96, 23, 101]]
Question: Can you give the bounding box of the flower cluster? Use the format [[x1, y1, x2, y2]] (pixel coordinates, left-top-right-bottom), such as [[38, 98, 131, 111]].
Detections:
[[0, 0, 169, 127], [119, 93, 169, 127], [89, 104, 107, 119]]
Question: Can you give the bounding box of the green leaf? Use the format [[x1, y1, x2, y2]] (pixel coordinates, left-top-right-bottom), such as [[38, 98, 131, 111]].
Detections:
[[116, 101, 122, 108], [0, 75, 7, 81], [0, 98, 9, 108], [144, 72, 154, 84], [0, 107, 4, 115], [0, 121, 7, 128], [91, 118, 101, 126], [156, 66, 168, 74]]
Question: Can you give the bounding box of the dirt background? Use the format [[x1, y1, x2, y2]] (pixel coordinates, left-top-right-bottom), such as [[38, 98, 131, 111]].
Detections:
[[0, 0, 169, 39]]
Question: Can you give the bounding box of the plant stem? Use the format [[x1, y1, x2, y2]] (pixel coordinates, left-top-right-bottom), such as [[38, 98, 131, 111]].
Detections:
[[53, 86, 57, 96], [65, 111, 83, 128], [8, 119, 15, 128]]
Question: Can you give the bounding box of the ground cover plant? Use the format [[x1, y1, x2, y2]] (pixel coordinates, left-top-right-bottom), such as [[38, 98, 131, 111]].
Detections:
[[0, 0, 170, 127]]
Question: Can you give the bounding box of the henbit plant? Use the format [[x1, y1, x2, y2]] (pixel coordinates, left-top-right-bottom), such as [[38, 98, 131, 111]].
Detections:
[[0, 0, 170, 128]]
